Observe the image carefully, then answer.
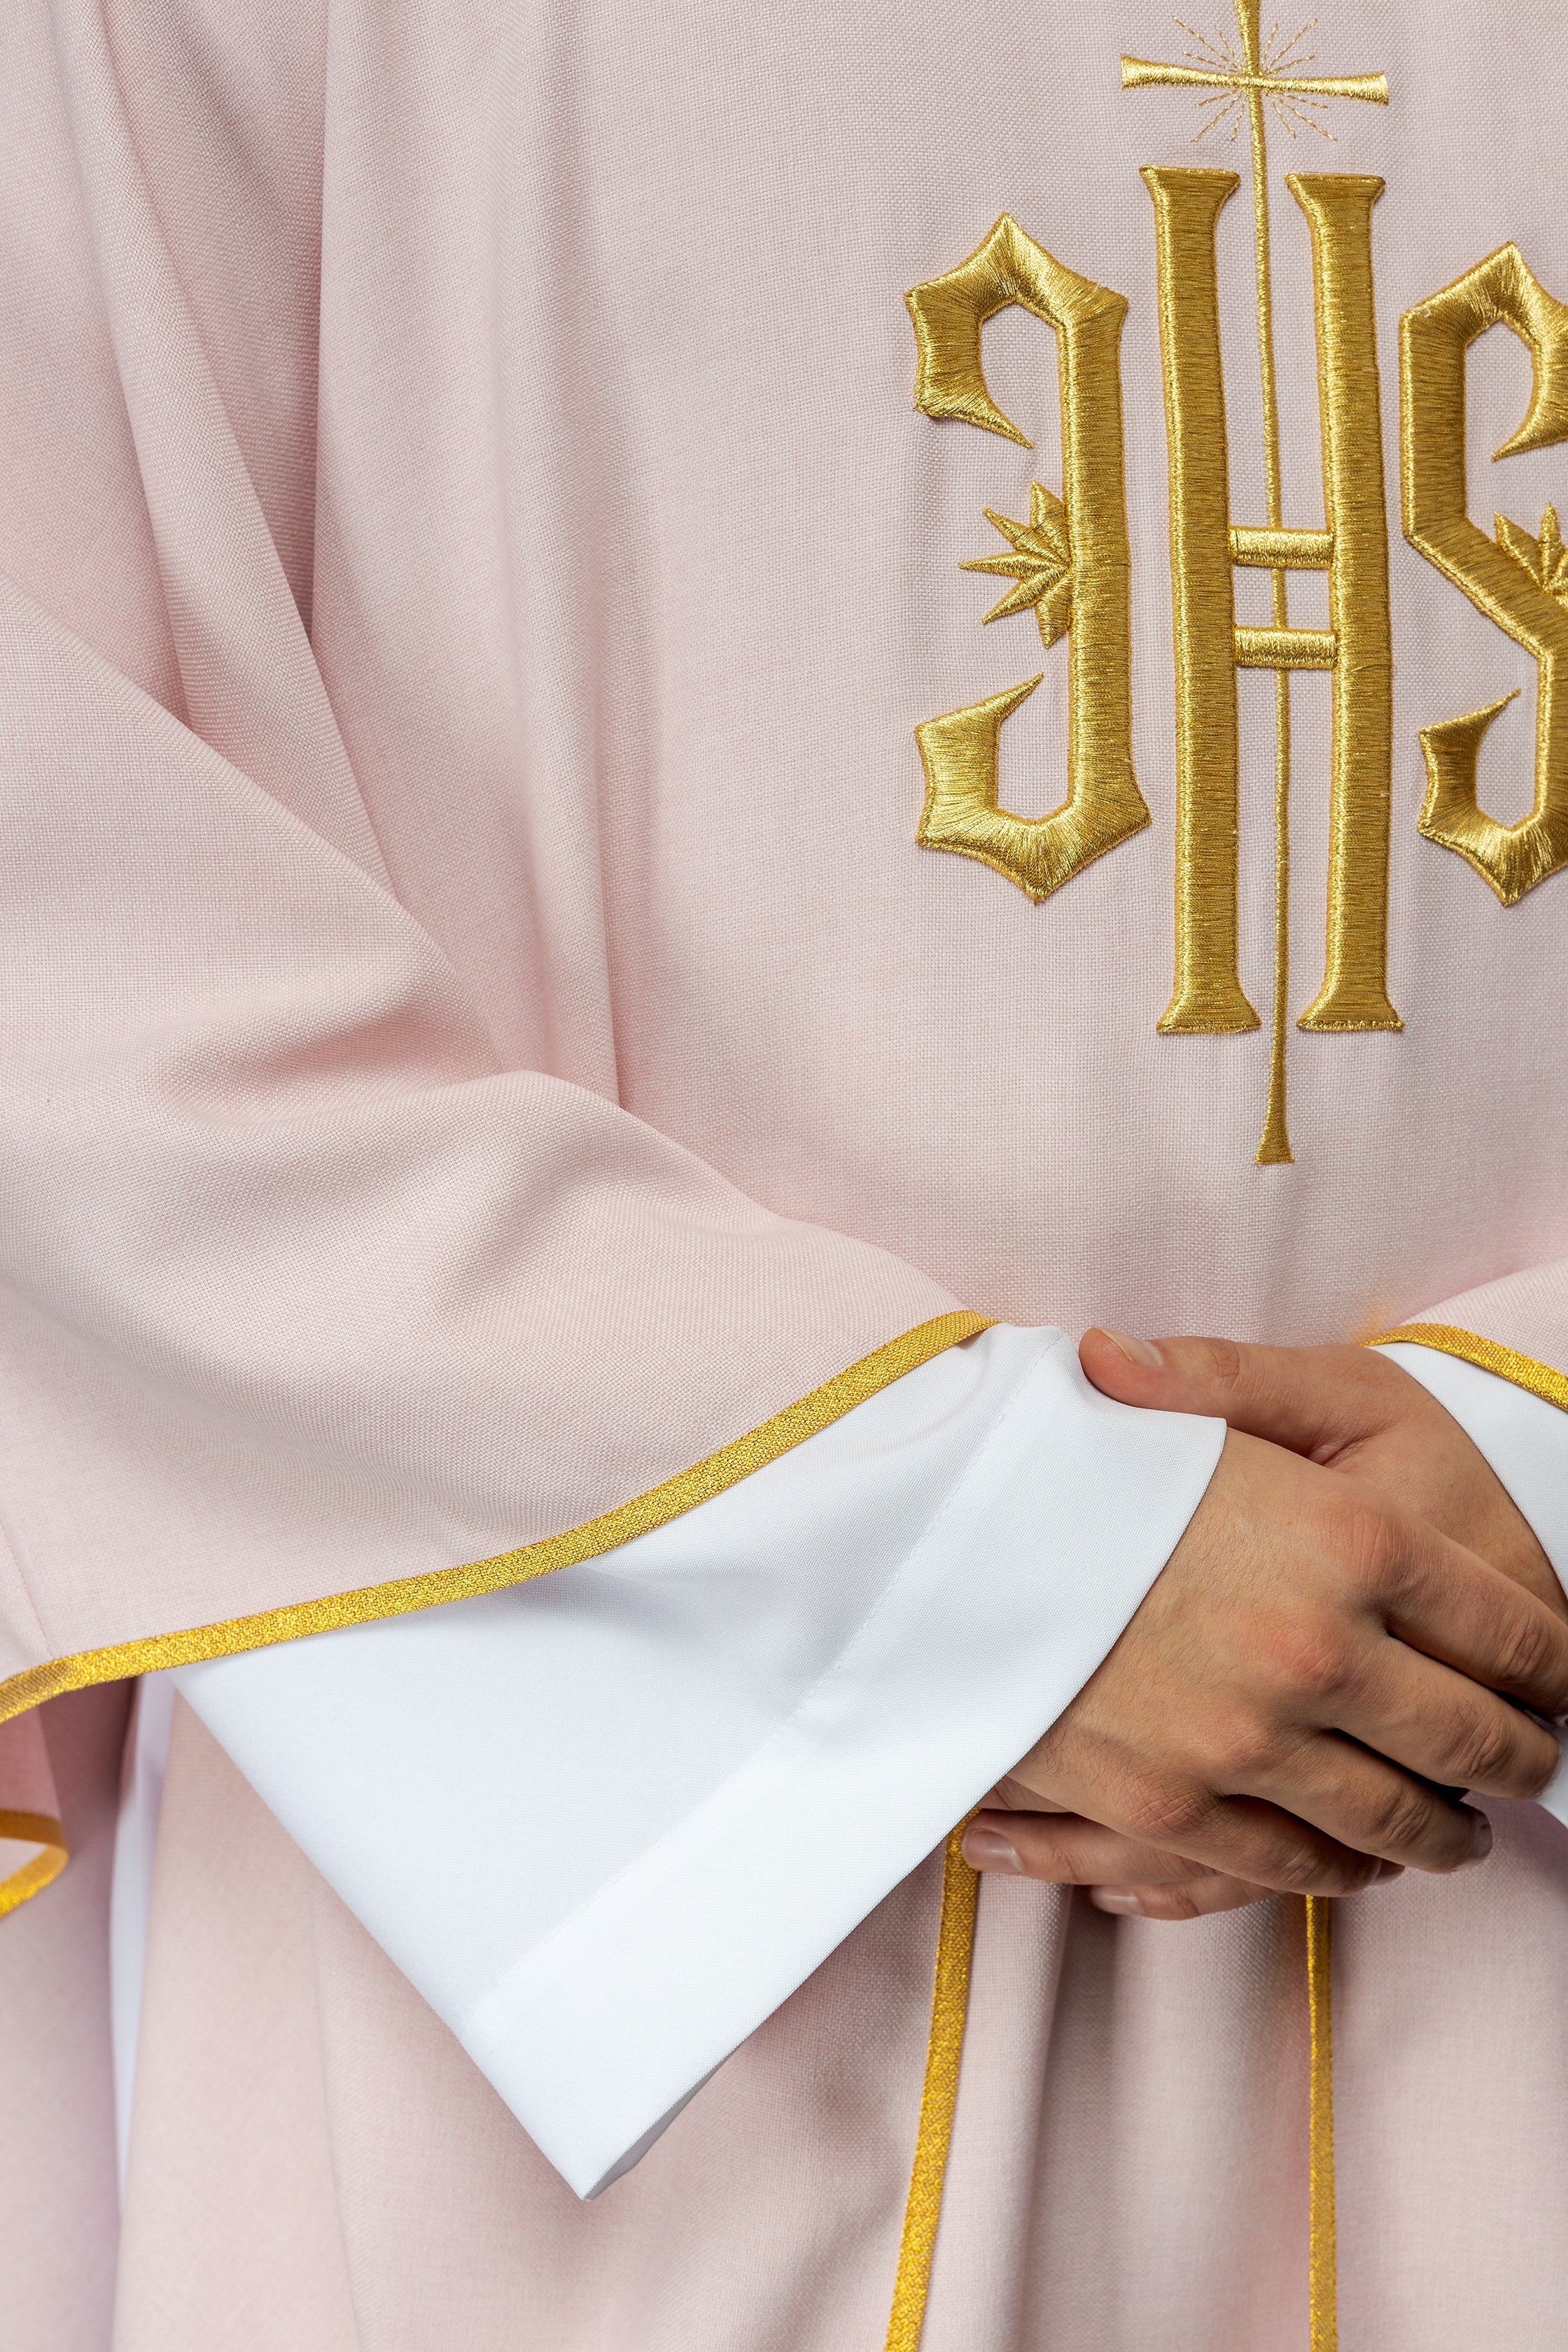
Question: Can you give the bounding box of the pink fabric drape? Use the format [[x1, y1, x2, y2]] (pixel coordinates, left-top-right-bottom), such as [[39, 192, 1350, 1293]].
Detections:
[[5, 0, 1568, 2341]]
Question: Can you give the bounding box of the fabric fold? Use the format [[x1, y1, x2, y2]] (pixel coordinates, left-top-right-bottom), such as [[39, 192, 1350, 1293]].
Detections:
[[174, 1324, 1224, 2195], [0, 1707, 66, 1918], [0, 566, 967, 1712]]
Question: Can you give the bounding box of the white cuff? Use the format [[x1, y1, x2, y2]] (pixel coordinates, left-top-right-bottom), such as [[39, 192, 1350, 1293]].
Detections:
[[172, 1324, 1223, 2197]]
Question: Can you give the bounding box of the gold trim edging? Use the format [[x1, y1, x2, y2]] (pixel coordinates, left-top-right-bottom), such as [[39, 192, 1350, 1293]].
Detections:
[[0, 1809, 67, 1918], [1365, 1320, 1568, 1413], [1306, 1892, 1338, 2352], [0, 1309, 991, 1732], [883, 1823, 979, 2352]]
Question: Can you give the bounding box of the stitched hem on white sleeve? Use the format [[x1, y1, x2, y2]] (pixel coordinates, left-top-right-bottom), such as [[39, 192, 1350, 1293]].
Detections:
[[461, 1336, 1221, 2196]]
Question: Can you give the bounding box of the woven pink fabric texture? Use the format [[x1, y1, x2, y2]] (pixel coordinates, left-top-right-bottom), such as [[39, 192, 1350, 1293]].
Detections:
[[4, 0, 1568, 2342]]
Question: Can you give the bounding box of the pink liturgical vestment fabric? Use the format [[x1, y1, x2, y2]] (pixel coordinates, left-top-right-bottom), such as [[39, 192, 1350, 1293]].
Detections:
[[7, 0, 1568, 2346]]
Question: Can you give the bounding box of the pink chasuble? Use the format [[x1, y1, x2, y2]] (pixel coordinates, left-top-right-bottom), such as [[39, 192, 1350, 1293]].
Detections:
[[6, 0, 1568, 2346]]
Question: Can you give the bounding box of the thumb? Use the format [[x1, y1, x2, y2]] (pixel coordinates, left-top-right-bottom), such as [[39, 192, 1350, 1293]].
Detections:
[[1078, 1328, 1378, 1457]]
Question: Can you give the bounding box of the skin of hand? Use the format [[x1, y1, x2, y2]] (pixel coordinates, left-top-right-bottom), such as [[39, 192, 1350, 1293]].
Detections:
[[962, 1335, 1568, 1920]]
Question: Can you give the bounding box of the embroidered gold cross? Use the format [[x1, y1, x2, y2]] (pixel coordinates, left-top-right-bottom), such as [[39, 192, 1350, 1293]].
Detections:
[[1121, 10, 1387, 127], [1124, 6, 1390, 1163]]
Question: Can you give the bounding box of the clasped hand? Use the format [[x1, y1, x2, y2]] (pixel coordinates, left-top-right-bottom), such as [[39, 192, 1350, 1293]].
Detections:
[[963, 1334, 1568, 1920]]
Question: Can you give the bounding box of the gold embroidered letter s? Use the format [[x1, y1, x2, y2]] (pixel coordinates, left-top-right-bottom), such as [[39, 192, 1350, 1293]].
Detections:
[[1401, 246, 1568, 903], [906, 218, 1149, 900]]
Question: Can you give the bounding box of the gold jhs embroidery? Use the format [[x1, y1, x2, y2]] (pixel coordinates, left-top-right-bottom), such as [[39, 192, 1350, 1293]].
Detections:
[[906, 219, 1150, 899], [906, 0, 1568, 1173]]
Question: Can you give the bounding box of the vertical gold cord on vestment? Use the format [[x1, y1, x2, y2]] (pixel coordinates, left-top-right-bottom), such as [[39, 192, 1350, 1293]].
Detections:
[[1305, 1893, 1339, 2351], [883, 1850, 1340, 2348], [882, 1827, 979, 2352]]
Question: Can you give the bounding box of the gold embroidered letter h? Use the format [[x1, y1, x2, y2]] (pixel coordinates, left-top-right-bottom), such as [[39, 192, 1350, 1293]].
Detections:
[[1145, 167, 1399, 1093]]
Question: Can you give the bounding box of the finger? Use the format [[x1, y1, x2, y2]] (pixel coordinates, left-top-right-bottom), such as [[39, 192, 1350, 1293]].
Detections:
[[1094, 1858, 1405, 1921], [1035, 1760, 1409, 1897], [1375, 1517, 1568, 1723], [1337, 1634, 1563, 1801], [962, 1810, 1221, 1886], [1091, 1872, 1284, 1920], [1078, 1328, 1396, 1459], [1241, 1728, 1492, 1875]]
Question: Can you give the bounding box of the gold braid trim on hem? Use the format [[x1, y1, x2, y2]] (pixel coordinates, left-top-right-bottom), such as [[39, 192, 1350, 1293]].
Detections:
[[0, 1809, 67, 1917], [1364, 1321, 1568, 1413], [0, 1309, 993, 1732]]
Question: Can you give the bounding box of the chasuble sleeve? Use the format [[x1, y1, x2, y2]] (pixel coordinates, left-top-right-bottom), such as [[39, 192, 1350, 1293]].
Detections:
[[0, 0, 1238, 2208], [0, 567, 1222, 2199], [0, 568, 969, 1712]]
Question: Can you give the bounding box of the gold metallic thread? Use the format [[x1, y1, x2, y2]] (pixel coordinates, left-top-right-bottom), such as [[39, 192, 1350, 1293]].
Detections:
[[1235, 625, 1337, 669], [1364, 1320, 1568, 1413], [1128, 5, 1394, 1168], [1401, 246, 1568, 902], [0, 1809, 67, 1919], [907, 218, 1150, 899], [1121, 57, 1387, 109], [882, 1824, 979, 2352], [1242, 2, 1296, 1170], [1231, 526, 1334, 568], [1291, 174, 1400, 1036], [1142, 164, 1260, 1036], [1305, 1893, 1339, 2352], [0, 1310, 990, 1730]]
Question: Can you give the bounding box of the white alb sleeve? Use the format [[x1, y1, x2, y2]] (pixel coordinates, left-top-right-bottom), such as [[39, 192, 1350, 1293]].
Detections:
[[170, 1322, 1223, 2197], [1374, 1340, 1568, 1830]]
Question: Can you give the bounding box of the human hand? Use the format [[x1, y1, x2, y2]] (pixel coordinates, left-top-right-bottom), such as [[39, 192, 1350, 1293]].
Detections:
[[962, 1782, 1328, 1921], [962, 1405, 1568, 1915], [1079, 1329, 1566, 1625]]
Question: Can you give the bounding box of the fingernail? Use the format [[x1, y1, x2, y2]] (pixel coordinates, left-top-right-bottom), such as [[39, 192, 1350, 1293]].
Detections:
[[1098, 1329, 1163, 1368], [1089, 1888, 1146, 1914], [962, 1826, 1020, 1873], [1461, 1814, 1493, 1867]]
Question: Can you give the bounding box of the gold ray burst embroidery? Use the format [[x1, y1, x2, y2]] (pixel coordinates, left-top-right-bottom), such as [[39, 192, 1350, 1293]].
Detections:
[[1124, 1, 1392, 1168], [1147, 13, 1379, 147], [961, 484, 1074, 643]]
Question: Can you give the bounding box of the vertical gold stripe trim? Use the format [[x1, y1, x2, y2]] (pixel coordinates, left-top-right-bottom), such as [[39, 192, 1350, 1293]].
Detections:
[[0, 1309, 993, 1731], [883, 1826, 979, 2352], [0, 1809, 67, 1919], [1364, 1322, 1568, 1413], [1305, 1893, 1338, 2352]]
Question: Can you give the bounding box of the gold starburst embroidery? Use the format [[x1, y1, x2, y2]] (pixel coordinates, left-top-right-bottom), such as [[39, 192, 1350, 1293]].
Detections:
[[1123, 10, 1387, 147], [1177, 16, 1336, 143], [1496, 504, 1568, 604], [960, 482, 1074, 645]]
